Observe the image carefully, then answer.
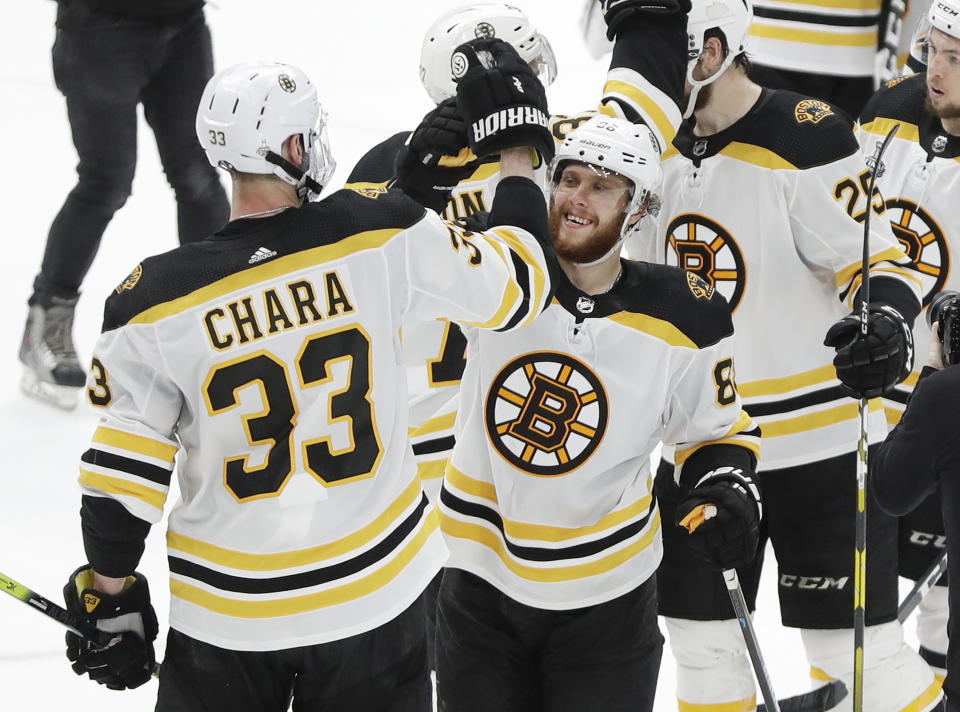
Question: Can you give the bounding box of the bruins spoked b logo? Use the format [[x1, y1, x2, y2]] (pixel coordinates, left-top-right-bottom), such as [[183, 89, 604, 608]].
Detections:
[[485, 352, 608, 476], [885, 198, 949, 306], [665, 214, 745, 312]]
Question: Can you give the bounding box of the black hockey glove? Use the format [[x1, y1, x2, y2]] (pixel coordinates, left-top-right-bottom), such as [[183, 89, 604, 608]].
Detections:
[[394, 98, 476, 212], [676, 466, 761, 570], [454, 210, 491, 233], [823, 303, 914, 399], [452, 38, 553, 164], [600, 0, 693, 40], [63, 566, 158, 690]]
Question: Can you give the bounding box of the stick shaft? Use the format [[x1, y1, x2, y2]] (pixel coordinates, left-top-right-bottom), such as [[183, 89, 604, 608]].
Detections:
[[724, 569, 781, 712]]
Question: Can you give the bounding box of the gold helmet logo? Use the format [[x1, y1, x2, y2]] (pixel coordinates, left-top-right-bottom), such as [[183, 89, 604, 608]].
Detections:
[[485, 351, 607, 476]]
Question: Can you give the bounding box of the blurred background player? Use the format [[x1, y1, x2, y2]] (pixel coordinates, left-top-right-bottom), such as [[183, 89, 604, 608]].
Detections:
[[59, 50, 557, 711], [436, 113, 762, 712], [19, 0, 230, 410], [626, 0, 941, 709], [856, 0, 960, 690], [748, 0, 885, 118]]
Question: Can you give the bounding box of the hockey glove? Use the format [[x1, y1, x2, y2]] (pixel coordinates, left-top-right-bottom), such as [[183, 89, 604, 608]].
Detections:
[[454, 210, 491, 233], [600, 0, 693, 40], [63, 566, 158, 690], [676, 466, 761, 570], [823, 303, 914, 399], [394, 98, 476, 212], [452, 38, 553, 164]]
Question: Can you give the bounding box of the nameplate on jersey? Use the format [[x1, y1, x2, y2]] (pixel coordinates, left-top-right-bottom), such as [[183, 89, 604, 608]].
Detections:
[[485, 352, 608, 476]]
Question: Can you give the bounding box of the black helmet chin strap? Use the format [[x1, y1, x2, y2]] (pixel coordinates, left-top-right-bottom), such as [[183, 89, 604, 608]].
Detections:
[[265, 151, 323, 199]]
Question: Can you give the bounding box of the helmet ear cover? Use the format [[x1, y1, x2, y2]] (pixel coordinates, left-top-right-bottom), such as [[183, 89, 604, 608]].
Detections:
[[195, 62, 336, 200], [418, 3, 557, 104]]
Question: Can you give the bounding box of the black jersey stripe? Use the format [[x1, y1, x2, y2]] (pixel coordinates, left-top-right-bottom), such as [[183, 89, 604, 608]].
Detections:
[[440, 486, 656, 562], [743, 385, 848, 417], [81, 448, 173, 486], [167, 495, 429, 595], [412, 436, 457, 456], [752, 6, 880, 27], [496, 248, 534, 333]]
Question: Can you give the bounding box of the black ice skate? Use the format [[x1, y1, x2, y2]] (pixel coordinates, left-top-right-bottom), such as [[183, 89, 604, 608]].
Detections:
[[19, 295, 86, 410]]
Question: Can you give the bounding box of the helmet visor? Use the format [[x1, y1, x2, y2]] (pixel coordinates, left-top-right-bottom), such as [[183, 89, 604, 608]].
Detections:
[[531, 34, 558, 89]]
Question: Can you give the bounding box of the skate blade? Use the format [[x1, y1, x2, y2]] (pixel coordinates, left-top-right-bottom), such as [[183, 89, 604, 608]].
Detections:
[[20, 369, 80, 411]]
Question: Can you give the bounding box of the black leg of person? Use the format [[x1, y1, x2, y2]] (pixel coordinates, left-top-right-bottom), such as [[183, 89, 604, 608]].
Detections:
[[0, 569, 160, 677]]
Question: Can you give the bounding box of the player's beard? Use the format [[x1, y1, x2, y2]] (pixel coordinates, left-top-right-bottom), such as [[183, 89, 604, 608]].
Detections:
[[549, 202, 624, 264], [925, 94, 960, 120]]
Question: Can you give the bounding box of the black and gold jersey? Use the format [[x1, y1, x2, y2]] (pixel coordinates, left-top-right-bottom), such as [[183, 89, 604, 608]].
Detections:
[[628, 88, 922, 469], [77, 184, 553, 651], [440, 260, 760, 610]]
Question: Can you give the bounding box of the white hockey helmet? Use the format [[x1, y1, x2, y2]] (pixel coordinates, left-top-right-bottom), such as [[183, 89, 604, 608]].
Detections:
[[419, 3, 557, 104], [196, 62, 335, 201], [685, 0, 753, 117], [908, 0, 960, 67], [547, 115, 662, 264]]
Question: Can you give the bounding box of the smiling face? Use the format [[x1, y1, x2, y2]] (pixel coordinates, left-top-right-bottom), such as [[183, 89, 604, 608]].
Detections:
[[926, 28, 960, 127], [548, 162, 636, 264]]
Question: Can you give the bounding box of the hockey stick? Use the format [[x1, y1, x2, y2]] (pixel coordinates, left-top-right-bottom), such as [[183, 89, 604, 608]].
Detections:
[[723, 569, 849, 712], [875, 0, 909, 87], [723, 568, 782, 712], [0, 570, 160, 676], [852, 123, 900, 712], [898, 551, 948, 623]]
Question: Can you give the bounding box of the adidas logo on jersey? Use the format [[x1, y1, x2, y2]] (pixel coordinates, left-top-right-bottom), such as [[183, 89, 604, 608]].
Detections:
[[248, 247, 278, 264]]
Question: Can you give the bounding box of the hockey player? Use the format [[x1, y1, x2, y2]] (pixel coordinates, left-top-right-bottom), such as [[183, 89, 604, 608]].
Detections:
[[626, 0, 942, 709], [856, 0, 960, 690], [59, 51, 558, 711], [436, 114, 763, 712], [873, 315, 960, 710], [346, 0, 688, 510]]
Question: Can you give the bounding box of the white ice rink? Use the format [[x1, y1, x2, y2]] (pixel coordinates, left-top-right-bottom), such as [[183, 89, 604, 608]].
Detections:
[[0, 1, 922, 709]]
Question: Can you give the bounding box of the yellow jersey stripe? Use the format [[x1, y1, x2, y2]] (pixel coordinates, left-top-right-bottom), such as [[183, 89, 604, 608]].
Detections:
[[417, 459, 447, 482], [749, 23, 878, 48], [439, 509, 661, 582], [130, 229, 401, 325], [461, 233, 522, 330], [170, 512, 440, 618], [810, 666, 836, 681], [760, 399, 882, 437], [860, 117, 921, 144], [410, 412, 457, 438], [607, 311, 697, 348], [739, 364, 837, 397], [167, 476, 423, 570], [92, 426, 177, 463], [836, 246, 911, 288], [79, 469, 166, 510], [602, 78, 678, 148], [757, 0, 878, 8], [490, 227, 548, 326], [901, 679, 944, 712], [720, 142, 798, 170], [678, 696, 757, 712], [675, 411, 760, 464]]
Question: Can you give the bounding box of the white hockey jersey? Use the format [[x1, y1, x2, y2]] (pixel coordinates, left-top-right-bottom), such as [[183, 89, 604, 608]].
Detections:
[[627, 89, 922, 470], [439, 262, 761, 610], [749, 0, 881, 77], [858, 73, 960, 423], [77, 186, 552, 651], [345, 16, 688, 500]]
